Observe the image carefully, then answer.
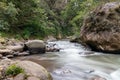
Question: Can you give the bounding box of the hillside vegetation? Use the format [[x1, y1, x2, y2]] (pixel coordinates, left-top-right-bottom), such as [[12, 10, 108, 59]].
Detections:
[[0, 0, 118, 39]]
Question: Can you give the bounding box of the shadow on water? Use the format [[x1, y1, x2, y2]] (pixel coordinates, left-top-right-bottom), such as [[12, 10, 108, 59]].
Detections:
[[14, 40, 120, 80]]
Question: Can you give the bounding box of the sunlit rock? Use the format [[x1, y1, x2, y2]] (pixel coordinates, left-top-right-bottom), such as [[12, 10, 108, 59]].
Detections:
[[25, 40, 46, 54]]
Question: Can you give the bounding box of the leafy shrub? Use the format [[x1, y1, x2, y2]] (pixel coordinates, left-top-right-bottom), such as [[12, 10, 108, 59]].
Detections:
[[5, 64, 24, 76]]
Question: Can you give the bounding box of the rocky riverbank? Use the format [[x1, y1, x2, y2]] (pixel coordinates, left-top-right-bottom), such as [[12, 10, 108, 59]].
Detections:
[[0, 38, 60, 59], [0, 39, 55, 80]]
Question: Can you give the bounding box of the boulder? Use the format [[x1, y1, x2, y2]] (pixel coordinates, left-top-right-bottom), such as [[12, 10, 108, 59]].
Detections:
[[46, 47, 60, 52], [17, 61, 52, 80], [0, 49, 13, 56], [6, 45, 24, 52], [25, 40, 46, 54], [0, 59, 52, 80], [80, 2, 120, 53]]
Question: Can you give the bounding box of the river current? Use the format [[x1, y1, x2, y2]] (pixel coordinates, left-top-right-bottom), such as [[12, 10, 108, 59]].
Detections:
[[15, 40, 120, 80]]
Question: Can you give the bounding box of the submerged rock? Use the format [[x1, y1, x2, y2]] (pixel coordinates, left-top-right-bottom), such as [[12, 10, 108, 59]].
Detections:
[[80, 2, 120, 53], [25, 40, 46, 54], [46, 43, 60, 52]]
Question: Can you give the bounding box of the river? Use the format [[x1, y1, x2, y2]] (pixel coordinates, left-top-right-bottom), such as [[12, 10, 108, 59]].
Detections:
[[14, 40, 120, 80]]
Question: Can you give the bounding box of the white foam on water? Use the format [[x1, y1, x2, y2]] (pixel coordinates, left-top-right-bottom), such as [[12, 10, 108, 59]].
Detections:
[[111, 69, 120, 80]]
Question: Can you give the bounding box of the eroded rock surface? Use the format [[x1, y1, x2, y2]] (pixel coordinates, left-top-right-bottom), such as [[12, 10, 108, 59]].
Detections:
[[80, 2, 120, 53]]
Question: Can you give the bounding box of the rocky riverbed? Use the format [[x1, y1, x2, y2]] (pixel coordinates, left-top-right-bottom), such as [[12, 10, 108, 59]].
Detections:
[[0, 39, 60, 59]]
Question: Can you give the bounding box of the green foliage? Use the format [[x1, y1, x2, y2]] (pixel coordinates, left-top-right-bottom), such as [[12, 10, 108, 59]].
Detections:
[[0, 0, 117, 39], [0, 2, 17, 31], [61, 0, 101, 34], [5, 64, 24, 76]]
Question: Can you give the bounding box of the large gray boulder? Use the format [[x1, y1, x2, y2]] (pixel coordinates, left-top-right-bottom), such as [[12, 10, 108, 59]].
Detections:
[[80, 2, 120, 53], [0, 59, 52, 80], [25, 40, 46, 54], [17, 61, 52, 80]]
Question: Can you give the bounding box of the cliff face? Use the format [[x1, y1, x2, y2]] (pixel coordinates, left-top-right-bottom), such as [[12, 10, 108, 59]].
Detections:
[[80, 2, 120, 53]]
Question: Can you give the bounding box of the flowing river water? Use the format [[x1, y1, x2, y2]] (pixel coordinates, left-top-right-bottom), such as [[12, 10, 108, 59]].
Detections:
[[14, 40, 120, 80]]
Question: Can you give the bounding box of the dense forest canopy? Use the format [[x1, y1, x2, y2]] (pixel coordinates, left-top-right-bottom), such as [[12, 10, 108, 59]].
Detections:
[[0, 0, 118, 39]]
